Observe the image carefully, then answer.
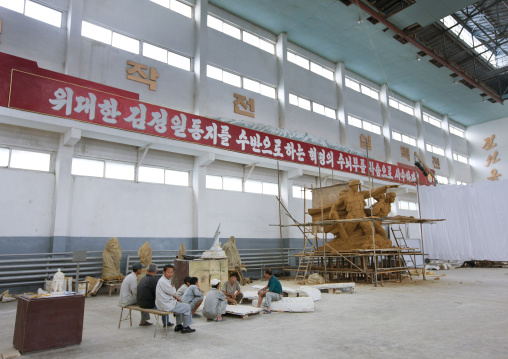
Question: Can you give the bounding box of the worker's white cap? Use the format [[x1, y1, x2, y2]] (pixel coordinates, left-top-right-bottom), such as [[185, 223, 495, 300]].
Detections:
[[210, 278, 221, 286]]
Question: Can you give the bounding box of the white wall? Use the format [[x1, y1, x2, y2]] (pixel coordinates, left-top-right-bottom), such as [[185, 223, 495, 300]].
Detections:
[[0, 168, 55, 236], [468, 117, 508, 183], [69, 176, 194, 238]]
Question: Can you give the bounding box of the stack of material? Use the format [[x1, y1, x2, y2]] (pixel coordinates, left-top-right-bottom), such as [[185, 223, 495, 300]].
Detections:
[[252, 297, 315, 312], [101, 237, 124, 281], [85, 276, 103, 297], [1, 290, 16, 303]]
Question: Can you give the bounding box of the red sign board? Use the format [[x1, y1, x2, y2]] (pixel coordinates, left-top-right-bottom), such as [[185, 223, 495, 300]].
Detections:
[[8, 69, 427, 185]]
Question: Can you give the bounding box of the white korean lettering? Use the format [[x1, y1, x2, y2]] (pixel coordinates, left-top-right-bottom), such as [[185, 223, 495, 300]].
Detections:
[[49, 87, 73, 115], [218, 125, 231, 146], [204, 123, 218, 144], [147, 109, 168, 134], [309, 147, 317, 164], [171, 114, 187, 138], [261, 136, 272, 155], [188, 119, 205, 140], [236, 129, 250, 150], [98, 98, 121, 124], [250, 134, 262, 153], [124, 104, 147, 130], [296, 144, 305, 162], [326, 151, 334, 167], [74, 93, 97, 121], [284, 142, 296, 160], [273, 139, 283, 158]]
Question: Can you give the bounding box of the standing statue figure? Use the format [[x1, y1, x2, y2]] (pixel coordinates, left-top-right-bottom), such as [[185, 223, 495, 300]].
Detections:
[[370, 192, 397, 237], [51, 268, 65, 293], [328, 180, 398, 238]]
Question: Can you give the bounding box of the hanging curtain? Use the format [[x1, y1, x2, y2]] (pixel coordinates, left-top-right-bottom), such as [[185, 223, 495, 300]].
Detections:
[[419, 180, 508, 261]]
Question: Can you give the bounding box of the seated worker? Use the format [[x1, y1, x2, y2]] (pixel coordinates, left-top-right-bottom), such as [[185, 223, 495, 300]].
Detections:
[[181, 277, 204, 318], [222, 273, 243, 305], [202, 278, 227, 322], [118, 262, 150, 326], [155, 264, 196, 334], [256, 269, 283, 314], [176, 277, 191, 299], [137, 263, 173, 328]]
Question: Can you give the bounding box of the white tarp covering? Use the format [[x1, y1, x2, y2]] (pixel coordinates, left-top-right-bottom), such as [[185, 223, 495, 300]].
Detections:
[[420, 180, 508, 261]]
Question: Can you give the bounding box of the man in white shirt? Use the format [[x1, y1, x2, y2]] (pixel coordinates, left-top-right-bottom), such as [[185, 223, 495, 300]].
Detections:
[[118, 262, 151, 326], [155, 264, 196, 334]]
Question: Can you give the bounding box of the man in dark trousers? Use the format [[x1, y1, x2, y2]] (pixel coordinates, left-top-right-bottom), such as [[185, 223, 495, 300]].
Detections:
[[137, 263, 173, 327]]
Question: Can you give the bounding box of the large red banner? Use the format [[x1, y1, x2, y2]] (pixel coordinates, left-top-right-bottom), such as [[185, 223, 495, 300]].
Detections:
[[8, 69, 430, 185]]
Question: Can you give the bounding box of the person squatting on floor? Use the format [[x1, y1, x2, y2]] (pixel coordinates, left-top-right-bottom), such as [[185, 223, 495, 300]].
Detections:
[[202, 278, 227, 322]]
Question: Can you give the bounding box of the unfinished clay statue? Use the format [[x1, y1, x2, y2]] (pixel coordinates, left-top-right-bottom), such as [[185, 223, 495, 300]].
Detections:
[[102, 237, 124, 281], [223, 236, 241, 269], [177, 242, 186, 259], [137, 241, 152, 281], [201, 223, 227, 259], [51, 268, 65, 293], [311, 180, 398, 251]]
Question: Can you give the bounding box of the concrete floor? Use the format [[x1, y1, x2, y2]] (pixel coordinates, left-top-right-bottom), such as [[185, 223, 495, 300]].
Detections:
[[1, 268, 507, 359]]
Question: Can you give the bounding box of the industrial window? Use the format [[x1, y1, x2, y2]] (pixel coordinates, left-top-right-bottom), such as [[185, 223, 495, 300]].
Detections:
[[392, 130, 417, 146], [289, 93, 336, 119], [292, 186, 313, 200], [389, 97, 414, 116], [25, 1, 62, 27], [245, 180, 278, 195], [208, 15, 275, 54], [112, 33, 140, 55], [345, 77, 380, 100], [142, 43, 191, 70], [452, 153, 469, 164], [1, 0, 63, 27], [71, 157, 105, 177], [207, 65, 276, 99], [149, 0, 193, 18], [0, 148, 51, 172], [426, 143, 445, 156], [449, 126, 465, 138], [138, 166, 189, 186], [287, 51, 334, 80], [422, 113, 442, 128], [456, 180, 467, 185], [206, 175, 242, 191], [435, 175, 449, 184], [105, 162, 135, 181], [82, 21, 191, 70], [348, 115, 381, 135], [398, 200, 418, 211]]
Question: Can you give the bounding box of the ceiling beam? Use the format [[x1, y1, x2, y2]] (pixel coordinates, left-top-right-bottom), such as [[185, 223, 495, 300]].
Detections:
[[351, 0, 504, 104]]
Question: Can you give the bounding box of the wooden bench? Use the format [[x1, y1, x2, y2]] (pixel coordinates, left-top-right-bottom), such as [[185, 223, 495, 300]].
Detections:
[[118, 305, 173, 338]]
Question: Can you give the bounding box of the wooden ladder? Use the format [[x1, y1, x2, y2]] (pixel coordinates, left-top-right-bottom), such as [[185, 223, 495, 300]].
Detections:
[[294, 228, 318, 284], [391, 225, 418, 276]]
